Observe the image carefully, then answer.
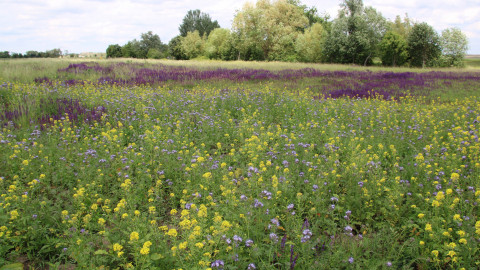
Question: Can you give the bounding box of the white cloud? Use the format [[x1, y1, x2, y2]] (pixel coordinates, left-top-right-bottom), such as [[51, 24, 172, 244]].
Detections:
[[0, 0, 479, 54]]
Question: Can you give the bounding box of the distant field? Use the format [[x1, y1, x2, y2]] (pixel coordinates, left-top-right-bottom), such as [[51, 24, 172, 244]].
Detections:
[[1, 59, 480, 269]]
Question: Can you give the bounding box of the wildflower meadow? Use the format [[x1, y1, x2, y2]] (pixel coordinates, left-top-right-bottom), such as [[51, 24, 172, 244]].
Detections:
[[1, 59, 480, 269]]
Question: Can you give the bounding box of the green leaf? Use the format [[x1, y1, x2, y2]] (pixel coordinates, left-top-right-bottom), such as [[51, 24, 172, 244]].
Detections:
[[150, 253, 164, 260], [0, 263, 24, 270], [94, 249, 108, 255]]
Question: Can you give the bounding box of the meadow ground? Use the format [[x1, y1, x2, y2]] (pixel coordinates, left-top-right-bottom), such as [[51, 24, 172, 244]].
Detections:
[[0, 59, 480, 269]]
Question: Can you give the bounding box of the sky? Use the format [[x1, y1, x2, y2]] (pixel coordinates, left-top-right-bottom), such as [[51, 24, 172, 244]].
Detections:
[[1, 0, 479, 54]]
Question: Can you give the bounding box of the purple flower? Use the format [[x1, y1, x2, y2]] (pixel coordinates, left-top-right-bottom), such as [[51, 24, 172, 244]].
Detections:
[[254, 199, 264, 208], [233, 235, 243, 242], [358, 181, 364, 187], [348, 257, 354, 264], [211, 260, 224, 268], [386, 261, 392, 267], [245, 239, 254, 247], [271, 218, 280, 226], [270, 232, 279, 243], [247, 263, 256, 270], [301, 229, 312, 243]]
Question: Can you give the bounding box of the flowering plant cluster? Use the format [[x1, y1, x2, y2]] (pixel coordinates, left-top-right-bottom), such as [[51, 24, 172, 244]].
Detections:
[[1, 63, 480, 268]]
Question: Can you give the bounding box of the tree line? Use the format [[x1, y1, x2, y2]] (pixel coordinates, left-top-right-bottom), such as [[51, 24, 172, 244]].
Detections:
[[0, 49, 63, 59], [112, 0, 466, 67]]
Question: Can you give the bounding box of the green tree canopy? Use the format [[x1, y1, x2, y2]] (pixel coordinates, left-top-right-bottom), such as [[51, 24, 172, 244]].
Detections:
[[441, 27, 469, 67], [408, 22, 441, 68], [179, 10, 220, 37], [205, 28, 231, 60], [181, 30, 205, 59], [106, 44, 123, 58], [323, 0, 387, 65], [295, 23, 325, 62], [380, 31, 408, 66], [168, 35, 187, 60], [232, 0, 308, 61]]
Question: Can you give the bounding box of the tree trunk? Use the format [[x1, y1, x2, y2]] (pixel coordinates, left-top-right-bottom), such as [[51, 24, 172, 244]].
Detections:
[[363, 53, 372, 66]]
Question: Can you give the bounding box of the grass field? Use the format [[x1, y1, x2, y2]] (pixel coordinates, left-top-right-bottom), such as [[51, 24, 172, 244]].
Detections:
[[1, 59, 480, 269]]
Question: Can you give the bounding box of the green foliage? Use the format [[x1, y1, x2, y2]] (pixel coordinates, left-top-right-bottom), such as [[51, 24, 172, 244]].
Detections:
[[388, 14, 413, 39], [323, 0, 387, 65], [441, 27, 469, 67], [205, 28, 231, 60], [121, 40, 140, 58], [138, 31, 167, 59], [106, 44, 123, 58], [118, 32, 166, 59], [407, 23, 441, 68], [147, 48, 164, 59], [181, 31, 205, 59], [168, 35, 187, 60], [295, 23, 325, 62], [380, 31, 408, 66], [179, 9, 220, 37], [233, 0, 308, 61], [0, 51, 11, 58]]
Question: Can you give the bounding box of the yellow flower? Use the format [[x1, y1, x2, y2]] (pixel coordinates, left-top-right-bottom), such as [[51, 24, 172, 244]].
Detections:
[[167, 228, 178, 237], [140, 247, 150, 255], [113, 243, 123, 252], [418, 213, 425, 218], [130, 231, 139, 241], [450, 173, 459, 181], [98, 218, 106, 226], [435, 191, 445, 200], [198, 204, 207, 218], [419, 241, 425, 245], [10, 210, 19, 220], [195, 242, 204, 248], [453, 214, 462, 221], [179, 241, 187, 250], [459, 238, 467, 244], [22, 160, 29, 166], [425, 223, 432, 232], [431, 250, 439, 257], [202, 172, 212, 179], [170, 209, 178, 215], [221, 220, 232, 230], [143, 241, 152, 248], [457, 230, 465, 237], [447, 250, 456, 257]]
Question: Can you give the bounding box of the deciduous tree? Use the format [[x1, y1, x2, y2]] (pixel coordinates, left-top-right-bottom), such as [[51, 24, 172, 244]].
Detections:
[[179, 10, 220, 37], [205, 28, 231, 60], [408, 22, 441, 68], [181, 31, 205, 59], [295, 23, 325, 62], [106, 44, 123, 58], [232, 0, 308, 61], [380, 31, 408, 66], [441, 27, 468, 67]]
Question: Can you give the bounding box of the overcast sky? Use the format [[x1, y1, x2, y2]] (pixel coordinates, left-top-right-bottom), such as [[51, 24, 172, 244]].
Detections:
[[1, 0, 479, 54]]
